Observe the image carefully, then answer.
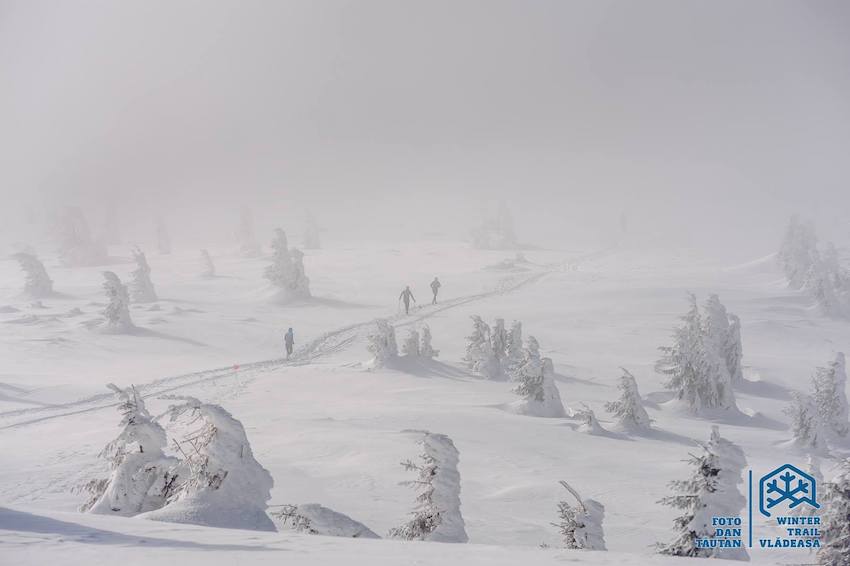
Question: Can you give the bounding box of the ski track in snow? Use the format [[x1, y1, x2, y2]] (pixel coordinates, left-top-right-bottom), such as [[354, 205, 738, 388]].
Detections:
[[0, 258, 579, 430]]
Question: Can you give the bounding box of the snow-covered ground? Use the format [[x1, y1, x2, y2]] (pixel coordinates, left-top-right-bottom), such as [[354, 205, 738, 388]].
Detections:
[[1, 238, 847, 565]]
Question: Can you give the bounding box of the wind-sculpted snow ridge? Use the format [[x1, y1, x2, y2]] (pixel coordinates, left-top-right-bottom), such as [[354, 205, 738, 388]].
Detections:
[[0, 265, 562, 431]]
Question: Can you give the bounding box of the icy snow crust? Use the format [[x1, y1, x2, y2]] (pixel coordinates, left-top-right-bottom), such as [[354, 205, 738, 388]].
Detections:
[[1, 240, 848, 564]]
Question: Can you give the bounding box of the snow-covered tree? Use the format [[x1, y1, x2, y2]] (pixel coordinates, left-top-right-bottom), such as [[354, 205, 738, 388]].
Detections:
[[388, 431, 468, 543], [264, 228, 311, 301], [510, 352, 566, 417], [574, 405, 608, 435], [471, 201, 518, 250], [271, 503, 379, 538], [419, 325, 439, 359], [401, 329, 421, 357], [726, 314, 744, 385], [12, 252, 53, 297], [237, 208, 261, 257], [804, 252, 848, 318], [605, 368, 651, 433], [785, 391, 824, 452], [702, 295, 739, 399], [200, 249, 215, 278], [492, 318, 508, 362], [303, 210, 321, 249], [464, 315, 501, 379], [156, 217, 171, 255], [554, 480, 606, 551], [812, 352, 849, 442], [129, 247, 157, 303], [367, 319, 398, 368], [817, 457, 850, 566], [506, 320, 524, 375], [140, 397, 275, 531], [101, 271, 134, 332], [779, 216, 818, 289], [56, 206, 107, 266], [657, 426, 749, 561], [656, 295, 737, 413], [82, 384, 178, 516]]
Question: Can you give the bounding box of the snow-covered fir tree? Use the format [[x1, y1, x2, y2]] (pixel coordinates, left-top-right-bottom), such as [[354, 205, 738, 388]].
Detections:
[[264, 228, 311, 301], [554, 480, 606, 551], [817, 457, 850, 566], [656, 294, 737, 413], [510, 349, 566, 417], [140, 396, 275, 531], [367, 319, 398, 368], [82, 384, 178, 516], [506, 320, 524, 375], [657, 426, 749, 561], [303, 210, 321, 249], [237, 208, 261, 257], [419, 325, 439, 359], [388, 431, 468, 543], [779, 216, 818, 289], [812, 352, 849, 442], [726, 314, 744, 385], [605, 368, 651, 433], [56, 206, 107, 266], [129, 247, 157, 303], [702, 295, 740, 398], [785, 391, 824, 452], [101, 271, 134, 332], [492, 318, 508, 363], [401, 328, 421, 357], [471, 201, 518, 250], [156, 217, 171, 255], [200, 249, 215, 278], [12, 252, 53, 297], [464, 315, 501, 379]]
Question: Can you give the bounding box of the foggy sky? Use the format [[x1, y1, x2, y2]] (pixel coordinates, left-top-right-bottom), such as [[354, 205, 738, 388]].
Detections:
[[1, 0, 849, 249]]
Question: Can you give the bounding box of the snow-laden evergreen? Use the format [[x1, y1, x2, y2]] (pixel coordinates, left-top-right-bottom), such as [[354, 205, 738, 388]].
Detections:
[[82, 384, 178, 516], [401, 328, 421, 357], [812, 352, 849, 442], [464, 315, 502, 379], [471, 201, 518, 250], [726, 314, 744, 385], [264, 228, 311, 301], [785, 391, 824, 452], [604, 368, 651, 433], [509, 345, 566, 417], [129, 247, 157, 303], [200, 249, 215, 278], [367, 318, 398, 368], [574, 405, 608, 435], [817, 457, 850, 566], [657, 426, 749, 561], [388, 431, 468, 543], [554, 480, 606, 551], [156, 217, 171, 255], [506, 320, 524, 375], [419, 325, 439, 359], [656, 294, 738, 413], [303, 210, 321, 249], [101, 271, 134, 332], [779, 215, 819, 290], [56, 206, 107, 266], [140, 396, 275, 531], [12, 252, 53, 297], [237, 208, 261, 257], [271, 503, 380, 538], [702, 295, 740, 397]]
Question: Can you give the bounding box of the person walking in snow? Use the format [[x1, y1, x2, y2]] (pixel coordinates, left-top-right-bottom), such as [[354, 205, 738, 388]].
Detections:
[[430, 277, 441, 305], [399, 286, 416, 315], [284, 327, 295, 359]]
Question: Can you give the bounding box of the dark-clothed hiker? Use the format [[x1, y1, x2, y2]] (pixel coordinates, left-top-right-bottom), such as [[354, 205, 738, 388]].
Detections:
[[399, 286, 416, 315], [285, 327, 295, 358]]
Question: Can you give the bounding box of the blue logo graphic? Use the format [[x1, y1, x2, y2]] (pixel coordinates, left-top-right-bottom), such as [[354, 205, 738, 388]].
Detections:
[[758, 464, 820, 517]]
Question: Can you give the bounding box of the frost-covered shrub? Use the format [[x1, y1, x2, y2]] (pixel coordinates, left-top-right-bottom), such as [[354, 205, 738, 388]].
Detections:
[[237, 209, 261, 257], [200, 249, 215, 278], [818, 457, 850, 566], [574, 405, 608, 435], [657, 426, 748, 561], [129, 247, 157, 303], [12, 252, 53, 297], [140, 397, 275, 531], [101, 271, 134, 332], [605, 368, 651, 433], [264, 228, 311, 301], [419, 325, 439, 359], [401, 329, 420, 357], [555, 481, 606, 551], [388, 431, 468, 543], [271, 504, 379, 538], [510, 354, 566, 418], [367, 319, 398, 368], [82, 384, 178, 516], [56, 206, 107, 267]]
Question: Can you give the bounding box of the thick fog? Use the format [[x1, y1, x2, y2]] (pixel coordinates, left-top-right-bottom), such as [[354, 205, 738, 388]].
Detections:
[[1, 0, 849, 253]]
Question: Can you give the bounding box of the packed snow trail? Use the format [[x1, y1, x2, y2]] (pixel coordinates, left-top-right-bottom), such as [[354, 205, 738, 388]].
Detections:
[[0, 266, 559, 430]]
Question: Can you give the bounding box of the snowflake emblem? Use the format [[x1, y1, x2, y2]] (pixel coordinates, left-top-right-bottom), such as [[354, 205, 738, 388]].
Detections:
[[758, 464, 820, 517]]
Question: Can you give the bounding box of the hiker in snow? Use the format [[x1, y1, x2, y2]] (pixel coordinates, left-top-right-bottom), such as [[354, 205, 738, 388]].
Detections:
[[430, 277, 441, 305], [399, 286, 416, 315], [284, 327, 295, 358]]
